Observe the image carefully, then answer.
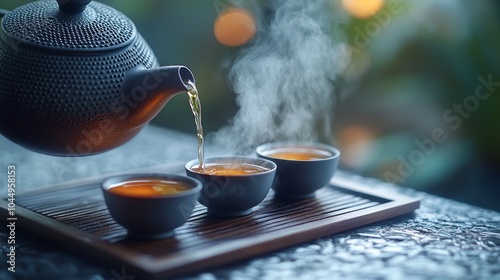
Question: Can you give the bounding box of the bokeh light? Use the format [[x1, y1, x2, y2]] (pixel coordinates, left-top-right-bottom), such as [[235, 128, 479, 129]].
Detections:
[[342, 0, 385, 19], [337, 125, 377, 168], [214, 8, 257, 47]]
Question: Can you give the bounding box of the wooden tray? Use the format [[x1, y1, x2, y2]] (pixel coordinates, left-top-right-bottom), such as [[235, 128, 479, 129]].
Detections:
[[0, 170, 420, 279]]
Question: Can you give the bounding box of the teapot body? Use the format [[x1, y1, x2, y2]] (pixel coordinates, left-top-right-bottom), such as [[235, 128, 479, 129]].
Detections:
[[0, 32, 159, 156]]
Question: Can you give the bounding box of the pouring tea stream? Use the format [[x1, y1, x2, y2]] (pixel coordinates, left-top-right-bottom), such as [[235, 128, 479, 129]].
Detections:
[[0, 0, 201, 157]]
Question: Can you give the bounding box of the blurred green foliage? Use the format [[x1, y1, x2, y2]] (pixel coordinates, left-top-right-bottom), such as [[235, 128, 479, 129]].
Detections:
[[337, 0, 500, 210]]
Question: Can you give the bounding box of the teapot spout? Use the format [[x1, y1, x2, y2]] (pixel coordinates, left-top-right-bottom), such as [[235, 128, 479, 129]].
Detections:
[[125, 65, 195, 97], [120, 65, 195, 126]]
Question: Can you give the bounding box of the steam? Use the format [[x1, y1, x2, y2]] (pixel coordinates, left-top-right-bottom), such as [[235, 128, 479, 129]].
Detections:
[[213, 0, 350, 153]]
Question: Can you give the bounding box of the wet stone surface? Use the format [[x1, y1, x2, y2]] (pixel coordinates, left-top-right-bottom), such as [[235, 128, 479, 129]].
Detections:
[[179, 184, 499, 280], [1, 126, 499, 279]]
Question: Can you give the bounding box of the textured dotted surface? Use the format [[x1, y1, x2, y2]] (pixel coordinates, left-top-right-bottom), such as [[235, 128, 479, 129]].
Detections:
[[0, 34, 157, 119], [0, 126, 499, 280], [2, 1, 135, 50]]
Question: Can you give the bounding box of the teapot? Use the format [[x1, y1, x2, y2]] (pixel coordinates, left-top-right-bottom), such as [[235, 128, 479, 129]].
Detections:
[[0, 0, 195, 156]]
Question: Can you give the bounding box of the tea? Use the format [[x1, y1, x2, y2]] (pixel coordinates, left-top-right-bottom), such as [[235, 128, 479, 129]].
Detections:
[[263, 147, 332, 160], [108, 179, 192, 197], [191, 162, 270, 176], [186, 80, 205, 169]]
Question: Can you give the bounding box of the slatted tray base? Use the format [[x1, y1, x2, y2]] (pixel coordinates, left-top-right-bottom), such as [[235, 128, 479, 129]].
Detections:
[[0, 173, 419, 279]]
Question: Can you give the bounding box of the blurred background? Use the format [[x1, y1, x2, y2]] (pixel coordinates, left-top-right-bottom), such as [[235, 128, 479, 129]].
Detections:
[[1, 0, 499, 211]]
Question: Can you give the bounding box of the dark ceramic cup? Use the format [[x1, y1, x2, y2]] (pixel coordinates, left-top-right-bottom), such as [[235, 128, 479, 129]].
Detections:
[[101, 173, 202, 239], [185, 156, 276, 217], [256, 141, 340, 199]]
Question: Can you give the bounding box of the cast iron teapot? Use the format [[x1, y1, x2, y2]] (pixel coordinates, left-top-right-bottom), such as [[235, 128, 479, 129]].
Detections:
[[0, 0, 195, 156]]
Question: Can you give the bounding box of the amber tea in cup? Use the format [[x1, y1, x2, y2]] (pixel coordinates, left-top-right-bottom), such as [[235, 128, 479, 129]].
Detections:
[[261, 147, 333, 161], [107, 179, 193, 197], [190, 162, 271, 176]]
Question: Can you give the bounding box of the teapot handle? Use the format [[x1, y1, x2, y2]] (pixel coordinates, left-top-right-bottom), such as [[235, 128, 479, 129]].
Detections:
[[57, 0, 92, 13], [0, 9, 9, 17]]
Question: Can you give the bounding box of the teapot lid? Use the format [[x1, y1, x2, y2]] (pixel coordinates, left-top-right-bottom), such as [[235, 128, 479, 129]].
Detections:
[[1, 0, 136, 52]]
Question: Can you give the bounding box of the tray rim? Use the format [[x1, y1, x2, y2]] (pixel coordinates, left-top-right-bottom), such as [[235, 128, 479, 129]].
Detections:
[[0, 169, 420, 279]]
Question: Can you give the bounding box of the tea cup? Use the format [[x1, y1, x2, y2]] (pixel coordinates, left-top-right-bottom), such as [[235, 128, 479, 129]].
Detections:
[[185, 156, 276, 217], [101, 173, 202, 239], [256, 141, 340, 199]]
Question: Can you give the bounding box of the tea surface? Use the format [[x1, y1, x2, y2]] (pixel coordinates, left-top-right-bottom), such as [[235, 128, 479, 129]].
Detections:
[[108, 179, 192, 197], [191, 162, 270, 176], [264, 147, 332, 160]]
